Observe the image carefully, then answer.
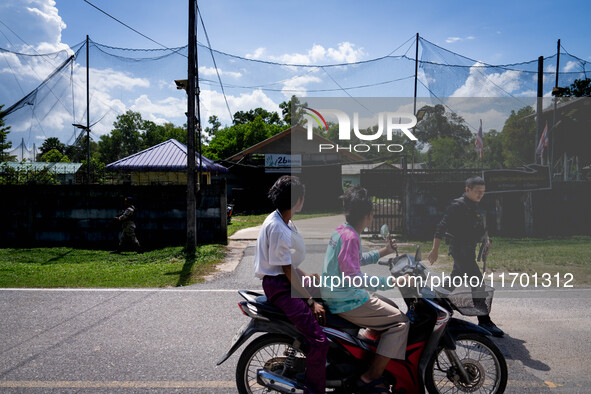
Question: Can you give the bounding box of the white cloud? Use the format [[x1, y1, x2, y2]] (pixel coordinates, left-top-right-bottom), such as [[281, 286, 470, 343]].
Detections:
[[563, 61, 579, 72], [280, 75, 322, 99], [446, 36, 475, 44], [250, 42, 365, 65], [200, 89, 279, 126], [130, 95, 186, 124], [462, 108, 508, 134], [451, 62, 522, 97], [198, 66, 242, 79], [246, 47, 266, 60]]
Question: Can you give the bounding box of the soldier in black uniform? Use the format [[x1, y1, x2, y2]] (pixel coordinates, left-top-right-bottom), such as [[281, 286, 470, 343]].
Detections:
[[427, 176, 504, 337]]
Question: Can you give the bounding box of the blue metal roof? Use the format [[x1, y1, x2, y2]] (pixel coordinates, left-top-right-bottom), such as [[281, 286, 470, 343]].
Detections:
[[105, 139, 227, 173]]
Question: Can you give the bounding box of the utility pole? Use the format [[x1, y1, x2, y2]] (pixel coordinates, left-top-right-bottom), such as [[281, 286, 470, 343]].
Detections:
[[551, 39, 560, 175], [536, 56, 543, 164], [413, 33, 419, 116], [186, 0, 197, 257], [86, 35, 90, 183]]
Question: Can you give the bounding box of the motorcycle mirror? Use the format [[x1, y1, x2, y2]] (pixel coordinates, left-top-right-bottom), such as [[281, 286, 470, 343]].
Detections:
[[379, 224, 389, 240], [415, 245, 422, 262]]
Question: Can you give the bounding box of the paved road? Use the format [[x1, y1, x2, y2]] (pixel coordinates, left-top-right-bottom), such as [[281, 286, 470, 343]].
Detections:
[[1, 215, 590, 393]]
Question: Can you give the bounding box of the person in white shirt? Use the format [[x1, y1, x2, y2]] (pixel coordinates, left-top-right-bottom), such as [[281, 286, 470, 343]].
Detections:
[[253, 175, 328, 394]]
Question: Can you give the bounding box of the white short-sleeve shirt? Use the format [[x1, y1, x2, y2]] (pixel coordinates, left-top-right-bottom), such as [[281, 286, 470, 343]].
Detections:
[[254, 210, 306, 278]]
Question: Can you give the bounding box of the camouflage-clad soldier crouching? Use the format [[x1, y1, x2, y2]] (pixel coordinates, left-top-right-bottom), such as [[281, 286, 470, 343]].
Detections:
[[111, 197, 142, 253]]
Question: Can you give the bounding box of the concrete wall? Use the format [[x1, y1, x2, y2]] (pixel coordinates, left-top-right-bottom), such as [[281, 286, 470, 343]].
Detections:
[[0, 182, 227, 249]]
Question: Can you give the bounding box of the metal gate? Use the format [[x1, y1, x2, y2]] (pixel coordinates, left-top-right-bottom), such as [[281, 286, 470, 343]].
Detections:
[[368, 197, 403, 235]]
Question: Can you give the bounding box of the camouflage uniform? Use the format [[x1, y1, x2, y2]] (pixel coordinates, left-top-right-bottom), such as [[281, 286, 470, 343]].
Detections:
[[117, 204, 141, 251]]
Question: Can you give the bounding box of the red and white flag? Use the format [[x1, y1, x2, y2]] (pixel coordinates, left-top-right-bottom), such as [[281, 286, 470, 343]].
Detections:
[[536, 121, 549, 160], [475, 119, 483, 158]]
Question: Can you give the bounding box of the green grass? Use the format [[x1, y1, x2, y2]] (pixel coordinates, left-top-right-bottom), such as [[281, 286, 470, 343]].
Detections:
[[377, 236, 591, 286], [0, 245, 224, 288], [228, 211, 341, 236]]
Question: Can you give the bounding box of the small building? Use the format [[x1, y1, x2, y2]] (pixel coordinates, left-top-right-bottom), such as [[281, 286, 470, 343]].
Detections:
[[342, 162, 400, 190], [226, 125, 363, 212], [105, 139, 227, 185], [1, 162, 82, 184]]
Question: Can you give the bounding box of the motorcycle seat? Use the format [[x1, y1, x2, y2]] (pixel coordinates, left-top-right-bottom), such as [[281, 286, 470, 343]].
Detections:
[[254, 296, 360, 331]]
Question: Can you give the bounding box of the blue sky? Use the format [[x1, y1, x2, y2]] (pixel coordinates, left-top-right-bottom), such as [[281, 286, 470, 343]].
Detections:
[[0, 0, 590, 150]]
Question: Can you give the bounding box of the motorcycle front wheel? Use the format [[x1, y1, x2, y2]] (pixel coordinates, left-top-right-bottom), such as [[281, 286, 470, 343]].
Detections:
[[425, 333, 507, 394], [236, 334, 306, 394]]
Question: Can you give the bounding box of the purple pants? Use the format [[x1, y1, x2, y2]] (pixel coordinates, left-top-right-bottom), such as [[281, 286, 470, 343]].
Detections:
[[263, 275, 329, 394]]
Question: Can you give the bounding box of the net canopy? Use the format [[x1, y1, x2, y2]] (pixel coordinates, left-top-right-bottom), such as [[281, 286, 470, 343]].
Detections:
[[1, 34, 589, 158]]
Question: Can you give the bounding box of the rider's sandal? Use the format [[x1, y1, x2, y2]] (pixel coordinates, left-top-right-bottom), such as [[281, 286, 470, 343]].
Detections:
[[355, 377, 390, 393]]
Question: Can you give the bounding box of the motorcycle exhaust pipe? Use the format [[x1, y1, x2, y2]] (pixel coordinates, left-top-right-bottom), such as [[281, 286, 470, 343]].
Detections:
[[256, 369, 304, 394]]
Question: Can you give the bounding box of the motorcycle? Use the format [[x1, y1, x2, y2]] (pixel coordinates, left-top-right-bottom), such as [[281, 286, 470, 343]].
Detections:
[[218, 245, 507, 393], [227, 204, 234, 224]]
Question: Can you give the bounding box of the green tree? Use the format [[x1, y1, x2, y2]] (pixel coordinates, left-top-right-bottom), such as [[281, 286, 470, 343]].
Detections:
[[232, 108, 282, 126], [426, 137, 470, 169], [98, 110, 145, 164], [40, 149, 70, 163], [143, 121, 187, 147], [0, 105, 13, 162], [204, 115, 287, 161], [279, 95, 306, 125], [560, 78, 591, 97], [39, 137, 66, 157], [464, 129, 504, 169], [414, 104, 472, 146], [501, 106, 536, 167], [64, 135, 98, 163]]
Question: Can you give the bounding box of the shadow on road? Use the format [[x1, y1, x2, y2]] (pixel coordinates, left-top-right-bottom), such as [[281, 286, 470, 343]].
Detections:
[[495, 334, 550, 371]]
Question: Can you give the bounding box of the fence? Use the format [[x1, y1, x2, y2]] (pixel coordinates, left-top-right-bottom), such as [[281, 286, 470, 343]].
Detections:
[[361, 169, 591, 239], [0, 181, 227, 248]]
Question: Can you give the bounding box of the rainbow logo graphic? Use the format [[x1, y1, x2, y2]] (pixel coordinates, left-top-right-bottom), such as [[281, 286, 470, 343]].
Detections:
[[304, 108, 328, 131]]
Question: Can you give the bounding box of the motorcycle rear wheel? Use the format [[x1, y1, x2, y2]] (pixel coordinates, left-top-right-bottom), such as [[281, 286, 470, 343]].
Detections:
[[236, 334, 306, 394], [425, 333, 507, 394]]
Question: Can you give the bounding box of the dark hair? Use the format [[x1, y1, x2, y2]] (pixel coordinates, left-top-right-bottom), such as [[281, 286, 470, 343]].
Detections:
[[268, 176, 305, 211], [340, 186, 373, 226], [466, 176, 485, 189]]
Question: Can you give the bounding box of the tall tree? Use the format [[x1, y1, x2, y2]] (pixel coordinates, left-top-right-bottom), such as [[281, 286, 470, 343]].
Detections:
[[414, 104, 472, 146], [232, 108, 282, 126], [501, 106, 536, 167], [560, 78, 591, 97], [40, 149, 70, 163], [143, 121, 187, 147], [98, 111, 145, 164], [204, 115, 287, 161], [279, 95, 306, 126], [0, 105, 13, 162], [39, 137, 66, 157]]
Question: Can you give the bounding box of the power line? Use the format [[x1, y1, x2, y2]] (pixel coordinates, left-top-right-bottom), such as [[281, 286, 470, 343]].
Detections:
[[83, 0, 186, 58], [197, 5, 233, 123]]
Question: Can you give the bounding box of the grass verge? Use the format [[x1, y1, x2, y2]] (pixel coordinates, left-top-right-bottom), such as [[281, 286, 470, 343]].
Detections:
[[0, 245, 224, 288], [386, 236, 591, 286]]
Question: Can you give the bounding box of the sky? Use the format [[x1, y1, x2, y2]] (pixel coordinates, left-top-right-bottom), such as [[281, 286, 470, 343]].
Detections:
[[0, 0, 590, 153]]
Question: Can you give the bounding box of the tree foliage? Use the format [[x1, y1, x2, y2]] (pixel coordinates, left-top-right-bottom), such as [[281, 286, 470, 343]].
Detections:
[[40, 149, 70, 163], [500, 106, 536, 167], [203, 112, 287, 161], [279, 95, 306, 125], [558, 78, 591, 97], [0, 105, 13, 162], [232, 108, 282, 126], [39, 137, 66, 157], [414, 104, 472, 145]]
